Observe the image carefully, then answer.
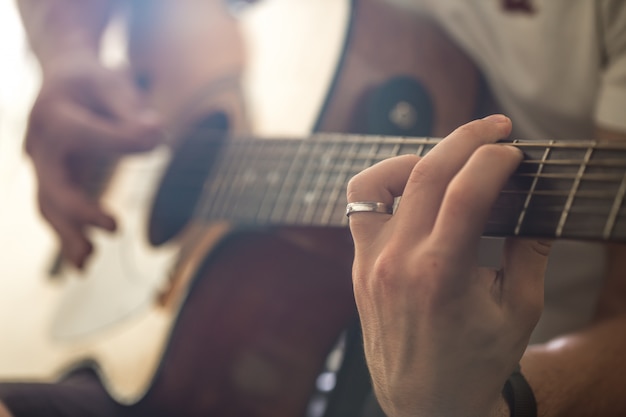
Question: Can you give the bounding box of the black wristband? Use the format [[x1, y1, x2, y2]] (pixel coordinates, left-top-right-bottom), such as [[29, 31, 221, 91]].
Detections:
[[502, 366, 537, 417]]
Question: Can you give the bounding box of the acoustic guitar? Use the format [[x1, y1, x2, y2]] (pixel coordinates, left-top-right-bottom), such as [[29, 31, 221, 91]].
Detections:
[[10, 0, 626, 416]]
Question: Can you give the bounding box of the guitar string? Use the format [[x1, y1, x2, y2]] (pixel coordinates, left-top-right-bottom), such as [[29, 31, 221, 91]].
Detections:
[[513, 140, 552, 236], [79, 137, 626, 228], [190, 138, 624, 234], [284, 139, 323, 225], [603, 172, 626, 239], [78, 135, 626, 189], [254, 140, 300, 224], [302, 138, 340, 225]]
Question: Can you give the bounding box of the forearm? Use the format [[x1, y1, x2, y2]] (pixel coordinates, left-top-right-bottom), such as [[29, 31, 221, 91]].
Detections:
[[17, 0, 120, 71], [521, 313, 626, 417]]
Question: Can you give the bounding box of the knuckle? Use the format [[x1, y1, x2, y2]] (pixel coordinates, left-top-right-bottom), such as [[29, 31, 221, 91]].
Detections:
[[367, 247, 407, 294], [405, 158, 432, 187], [368, 246, 448, 299], [346, 173, 369, 202], [443, 180, 475, 208]]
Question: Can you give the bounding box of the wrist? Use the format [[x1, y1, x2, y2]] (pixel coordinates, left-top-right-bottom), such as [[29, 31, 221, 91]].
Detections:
[[501, 367, 537, 417]]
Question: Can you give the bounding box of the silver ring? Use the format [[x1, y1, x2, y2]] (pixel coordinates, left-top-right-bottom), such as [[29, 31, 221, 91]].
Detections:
[[346, 201, 393, 217]]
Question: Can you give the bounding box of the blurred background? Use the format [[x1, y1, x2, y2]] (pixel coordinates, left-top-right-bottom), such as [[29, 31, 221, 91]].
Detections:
[[0, 0, 57, 374]]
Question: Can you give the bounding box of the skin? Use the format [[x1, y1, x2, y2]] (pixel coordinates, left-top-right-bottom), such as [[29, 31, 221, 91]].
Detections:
[[8, 1, 626, 416], [17, 0, 162, 268], [348, 116, 626, 417], [348, 115, 551, 417]]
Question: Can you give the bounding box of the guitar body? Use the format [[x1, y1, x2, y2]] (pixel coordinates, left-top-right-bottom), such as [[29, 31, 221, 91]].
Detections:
[[10, 0, 481, 414], [316, 0, 481, 137], [129, 229, 356, 416]]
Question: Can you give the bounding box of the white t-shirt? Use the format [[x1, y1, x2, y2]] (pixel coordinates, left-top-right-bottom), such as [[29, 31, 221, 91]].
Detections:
[[387, 0, 626, 139], [387, 0, 626, 343]]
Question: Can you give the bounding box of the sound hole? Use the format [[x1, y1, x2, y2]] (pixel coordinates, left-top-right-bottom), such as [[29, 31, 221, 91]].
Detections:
[[148, 112, 229, 245], [366, 75, 434, 137]]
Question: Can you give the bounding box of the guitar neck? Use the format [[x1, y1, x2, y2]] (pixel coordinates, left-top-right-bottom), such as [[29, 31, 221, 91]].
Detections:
[[191, 133, 626, 243]]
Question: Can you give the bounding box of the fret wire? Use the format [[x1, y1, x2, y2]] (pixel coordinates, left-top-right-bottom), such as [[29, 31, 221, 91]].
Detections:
[[342, 141, 371, 228], [415, 140, 427, 158], [335, 137, 425, 226], [302, 139, 340, 225], [198, 140, 237, 221], [301, 137, 338, 225], [555, 144, 595, 237], [268, 140, 313, 224], [254, 139, 298, 224], [391, 140, 402, 157], [321, 133, 404, 224], [237, 140, 278, 222], [174, 134, 626, 240], [228, 139, 263, 222], [310, 134, 439, 147], [283, 139, 324, 224], [213, 140, 254, 220], [341, 139, 383, 227], [320, 137, 360, 226], [205, 141, 243, 219], [514, 141, 552, 235], [603, 172, 626, 239], [164, 158, 626, 190], [248, 140, 291, 222], [321, 135, 412, 224]]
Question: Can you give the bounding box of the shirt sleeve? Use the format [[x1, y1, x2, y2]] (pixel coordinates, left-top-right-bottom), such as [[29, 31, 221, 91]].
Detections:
[[595, 0, 626, 133]]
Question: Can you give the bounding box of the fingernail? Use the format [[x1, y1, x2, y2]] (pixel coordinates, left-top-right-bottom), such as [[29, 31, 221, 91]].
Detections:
[[96, 214, 116, 231], [482, 114, 509, 123], [69, 243, 91, 271], [504, 144, 524, 159], [103, 217, 117, 232]]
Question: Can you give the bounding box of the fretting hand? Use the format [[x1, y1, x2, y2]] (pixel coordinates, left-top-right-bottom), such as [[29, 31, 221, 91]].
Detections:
[[347, 115, 551, 417]]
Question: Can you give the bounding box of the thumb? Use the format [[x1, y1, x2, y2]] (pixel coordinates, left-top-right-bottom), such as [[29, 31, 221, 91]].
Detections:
[[93, 66, 146, 119], [91, 68, 163, 150]]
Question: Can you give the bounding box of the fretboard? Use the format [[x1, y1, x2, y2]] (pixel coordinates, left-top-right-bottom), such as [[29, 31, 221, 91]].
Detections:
[[188, 133, 626, 243]]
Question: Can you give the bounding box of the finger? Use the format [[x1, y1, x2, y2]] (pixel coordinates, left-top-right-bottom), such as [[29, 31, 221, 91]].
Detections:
[[93, 70, 164, 139], [395, 115, 512, 237], [33, 151, 113, 268], [501, 238, 552, 321], [93, 67, 145, 120], [431, 144, 523, 261], [33, 152, 116, 231], [92, 69, 165, 147], [347, 154, 420, 237], [55, 101, 160, 154], [40, 200, 94, 269]]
